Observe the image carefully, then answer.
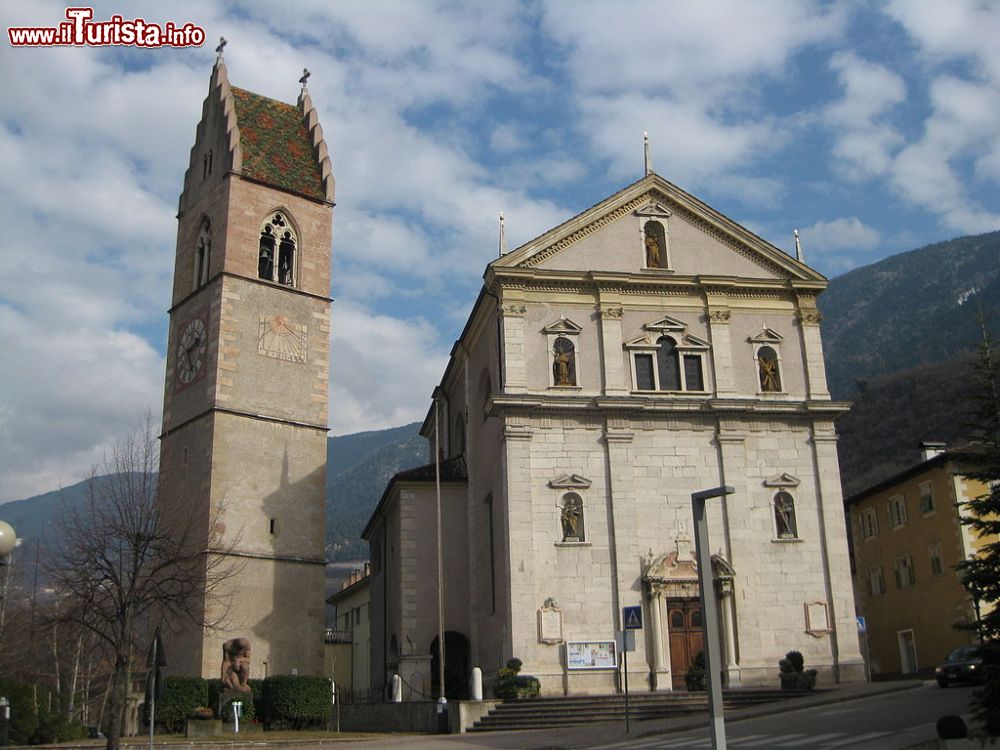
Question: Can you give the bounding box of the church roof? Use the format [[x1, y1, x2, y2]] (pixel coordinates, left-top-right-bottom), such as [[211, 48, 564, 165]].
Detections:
[[231, 87, 326, 201]]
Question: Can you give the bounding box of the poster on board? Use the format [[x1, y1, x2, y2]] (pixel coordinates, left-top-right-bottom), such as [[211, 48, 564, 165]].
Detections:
[[566, 640, 618, 670]]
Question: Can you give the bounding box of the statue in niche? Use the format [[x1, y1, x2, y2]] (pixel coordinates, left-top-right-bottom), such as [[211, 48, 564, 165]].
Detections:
[[552, 337, 576, 386], [758, 346, 782, 391], [221, 637, 252, 692], [644, 220, 667, 268], [560, 494, 584, 541]]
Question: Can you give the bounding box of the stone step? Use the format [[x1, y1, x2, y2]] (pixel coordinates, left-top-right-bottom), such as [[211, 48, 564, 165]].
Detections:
[[469, 689, 808, 732]]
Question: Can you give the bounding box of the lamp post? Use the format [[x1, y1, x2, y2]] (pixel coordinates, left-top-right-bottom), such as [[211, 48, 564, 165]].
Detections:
[[0, 695, 10, 746], [0, 520, 18, 667], [691, 486, 735, 750]]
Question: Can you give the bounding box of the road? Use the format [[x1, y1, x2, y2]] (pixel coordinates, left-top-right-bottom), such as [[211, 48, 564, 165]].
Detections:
[[585, 683, 976, 750], [260, 683, 977, 750]]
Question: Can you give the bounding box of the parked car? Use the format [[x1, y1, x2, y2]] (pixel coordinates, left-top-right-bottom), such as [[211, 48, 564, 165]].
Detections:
[[935, 645, 985, 687]]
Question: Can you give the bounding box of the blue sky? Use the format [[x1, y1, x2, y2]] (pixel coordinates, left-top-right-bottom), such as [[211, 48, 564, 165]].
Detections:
[[1, 0, 998, 503]]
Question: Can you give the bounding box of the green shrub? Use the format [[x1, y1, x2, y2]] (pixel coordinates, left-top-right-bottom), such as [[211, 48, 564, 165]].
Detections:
[[0, 680, 39, 745], [684, 651, 707, 691], [785, 651, 805, 673], [260, 675, 330, 728], [493, 657, 539, 699], [778, 651, 817, 690], [156, 676, 209, 732]]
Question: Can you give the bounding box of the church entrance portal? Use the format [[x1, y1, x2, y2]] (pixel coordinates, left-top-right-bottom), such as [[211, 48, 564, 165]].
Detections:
[[667, 598, 703, 689], [430, 631, 471, 700]]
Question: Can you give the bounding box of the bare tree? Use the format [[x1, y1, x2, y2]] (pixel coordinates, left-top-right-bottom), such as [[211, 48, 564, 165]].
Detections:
[[46, 415, 238, 750]]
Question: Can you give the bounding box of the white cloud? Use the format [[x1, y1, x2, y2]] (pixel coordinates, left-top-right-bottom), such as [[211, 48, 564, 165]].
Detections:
[[801, 217, 880, 253], [824, 52, 906, 180], [328, 303, 449, 435]]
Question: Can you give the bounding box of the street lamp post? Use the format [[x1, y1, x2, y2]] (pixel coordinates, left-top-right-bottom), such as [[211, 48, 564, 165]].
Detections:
[[0, 520, 19, 667], [0, 695, 10, 747], [691, 486, 735, 750]]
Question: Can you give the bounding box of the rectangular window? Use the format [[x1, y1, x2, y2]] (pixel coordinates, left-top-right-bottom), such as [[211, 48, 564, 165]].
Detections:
[[888, 494, 908, 528], [894, 556, 916, 588], [683, 355, 704, 391], [929, 542, 944, 576], [635, 354, 655, 390], [859, 507, 879, 539], [920, 482, 935, 514], [867, 566, 886, 596]]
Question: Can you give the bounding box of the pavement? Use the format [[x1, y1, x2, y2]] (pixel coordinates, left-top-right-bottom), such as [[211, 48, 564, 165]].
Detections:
[[14, 679, 929, 750]]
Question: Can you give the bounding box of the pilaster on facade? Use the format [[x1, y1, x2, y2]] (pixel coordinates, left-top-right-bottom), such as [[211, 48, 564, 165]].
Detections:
[[499, 301, 528, 393], [599, 304, 627, 394], [808, 424, 865, 679], [602, 420, 638, 667], [796, 298, 831, 401], [706, 305, 738, 398], [502, 420, 537, 659]]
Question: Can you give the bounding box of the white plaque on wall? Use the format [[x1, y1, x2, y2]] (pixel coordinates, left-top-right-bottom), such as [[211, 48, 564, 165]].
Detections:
[[538, 598, 563, 644]]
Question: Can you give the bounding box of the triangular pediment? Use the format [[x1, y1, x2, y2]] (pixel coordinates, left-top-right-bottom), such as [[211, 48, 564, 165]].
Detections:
[[644, 316, 687, 332], [549, 473, 592, 490], [543, 317, 584, 335], [763, 472, 800, 488], [635, 201, 673, 219], [749, 326, 784, 344], [491, 172, 825, 282]]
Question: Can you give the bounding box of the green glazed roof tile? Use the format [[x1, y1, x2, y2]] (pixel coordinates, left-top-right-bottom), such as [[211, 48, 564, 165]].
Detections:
[[231, 87, 325, 201]]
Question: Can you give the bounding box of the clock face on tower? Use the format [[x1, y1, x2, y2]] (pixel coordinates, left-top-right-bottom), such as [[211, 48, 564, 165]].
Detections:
[[175, 315, 208, 388]]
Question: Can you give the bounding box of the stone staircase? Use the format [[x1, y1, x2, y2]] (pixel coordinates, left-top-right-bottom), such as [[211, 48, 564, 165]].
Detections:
[[469, 689, 802, 732]]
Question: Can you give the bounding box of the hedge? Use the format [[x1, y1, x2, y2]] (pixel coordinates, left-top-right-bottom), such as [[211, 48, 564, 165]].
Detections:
[[260, 675, 330, 728], [156, 676, 209, 732]]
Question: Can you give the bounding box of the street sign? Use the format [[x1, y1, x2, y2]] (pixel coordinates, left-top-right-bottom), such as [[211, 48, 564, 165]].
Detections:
[[623, 605, 643, 630], [856, 616, 866, 633]]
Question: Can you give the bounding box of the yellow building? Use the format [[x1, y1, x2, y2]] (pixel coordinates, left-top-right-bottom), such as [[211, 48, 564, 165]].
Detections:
[[846, 442, 994, 677]]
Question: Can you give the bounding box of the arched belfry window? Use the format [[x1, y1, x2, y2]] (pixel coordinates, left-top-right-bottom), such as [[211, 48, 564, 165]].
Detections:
[[644, 220, 668, 269], [193, 219, 211, 290], [552, 337, 576, 387], [258, 211, 296, 286], [560, 493, 585, 542], [757, 345, 782, 392], [774, 491, 798, 539]]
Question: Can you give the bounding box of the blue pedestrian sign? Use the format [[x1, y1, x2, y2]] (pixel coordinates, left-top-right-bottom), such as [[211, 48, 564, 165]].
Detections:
[[856, 616, 866, 633], [623, 606, 643, 630]]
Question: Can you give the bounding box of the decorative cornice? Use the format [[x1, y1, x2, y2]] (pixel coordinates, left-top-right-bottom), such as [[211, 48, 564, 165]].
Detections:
[[522, 196, 647, 267]]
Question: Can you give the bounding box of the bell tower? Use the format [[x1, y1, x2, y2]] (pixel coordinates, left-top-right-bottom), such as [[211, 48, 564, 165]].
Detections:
[[158, 53, 334, 677]]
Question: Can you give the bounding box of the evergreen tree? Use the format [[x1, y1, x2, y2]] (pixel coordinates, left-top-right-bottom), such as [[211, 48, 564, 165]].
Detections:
[[954, 314, 1000, 736]]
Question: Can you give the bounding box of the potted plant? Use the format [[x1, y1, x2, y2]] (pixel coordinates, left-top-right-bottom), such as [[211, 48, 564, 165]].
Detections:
[[778, 651, 817, 690]]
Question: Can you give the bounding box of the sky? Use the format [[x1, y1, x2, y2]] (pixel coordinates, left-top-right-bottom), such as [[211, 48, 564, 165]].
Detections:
[[1, 0, 998, 504]]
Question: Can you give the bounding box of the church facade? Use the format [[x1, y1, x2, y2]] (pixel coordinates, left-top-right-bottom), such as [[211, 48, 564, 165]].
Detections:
[[157, 57, 333, 678], [364, 173, 865, 697]]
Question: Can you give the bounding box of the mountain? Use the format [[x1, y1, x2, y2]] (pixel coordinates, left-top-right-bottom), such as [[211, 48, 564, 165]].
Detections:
[[325, 423, 426, 561], [818, 230, 1000, 401], [0, 426, 427, 569]]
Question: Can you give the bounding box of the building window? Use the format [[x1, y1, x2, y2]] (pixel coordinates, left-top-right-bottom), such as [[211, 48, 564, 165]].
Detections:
[[920, 481, 935, 514], [757, 345, 782, 392], [632, 336, 705, 392], [773, 491, 798, 539], [868, 566, 886, 596], [928, 542, 944, 576], [894, 555, 916, 588], [643, 220, 669, 269], [258, 211, 296, 286], [888, 494, 908, 528], [552, 337, 577, 386], [193, 219, 211, 290], [560, 493, 585, 542], [859, 507, 879, 539]]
